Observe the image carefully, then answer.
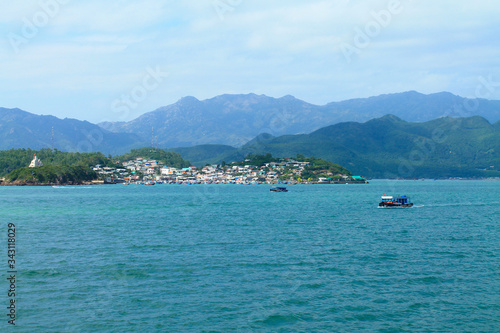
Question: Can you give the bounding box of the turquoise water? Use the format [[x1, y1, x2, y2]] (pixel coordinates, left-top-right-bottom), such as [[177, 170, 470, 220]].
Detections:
[[1, 181, 499, 332]]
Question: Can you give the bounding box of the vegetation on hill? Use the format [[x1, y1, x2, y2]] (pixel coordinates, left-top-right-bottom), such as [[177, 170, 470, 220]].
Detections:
[[115, 148, 191, 168], [298, 156, 352, 179], [0, 148, 191, 185], [0, 148, 116, 177], [230, 153, 353, 181], [5, 165, 97, 185], [231, 153, 279, 167], [168, 145, 238, 167]]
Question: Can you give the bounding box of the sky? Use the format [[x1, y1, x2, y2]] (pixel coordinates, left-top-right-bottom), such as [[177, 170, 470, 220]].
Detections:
[[1, 0, 499, 123]]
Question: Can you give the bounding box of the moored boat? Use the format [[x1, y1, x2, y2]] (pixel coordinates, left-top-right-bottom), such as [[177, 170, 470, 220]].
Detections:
[[379, 194, 413, 208]]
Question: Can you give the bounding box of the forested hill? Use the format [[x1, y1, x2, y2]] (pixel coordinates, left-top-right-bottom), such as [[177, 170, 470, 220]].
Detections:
[[243, 115, 500, 178], [0, 149, 118, 185], [0, 148, 115, 177], [171, 115, 500, 178], [114, 148, 191, 168]]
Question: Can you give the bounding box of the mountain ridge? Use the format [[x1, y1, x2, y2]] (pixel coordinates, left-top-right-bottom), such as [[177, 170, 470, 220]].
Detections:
[[0, 107, 143, 155], [99, 91, 500, 148], [2, 91, 500, 158]]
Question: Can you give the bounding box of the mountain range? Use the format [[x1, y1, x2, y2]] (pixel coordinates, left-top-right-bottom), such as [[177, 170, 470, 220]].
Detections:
[[99, 91, 500, 148], [0, 108, 141, 155], [1, 91, 499, 178]]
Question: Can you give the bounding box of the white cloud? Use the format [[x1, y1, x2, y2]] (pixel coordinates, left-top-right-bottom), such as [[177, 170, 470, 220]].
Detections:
[[51, 1, 168, 32], [1, 0, 499, 122]]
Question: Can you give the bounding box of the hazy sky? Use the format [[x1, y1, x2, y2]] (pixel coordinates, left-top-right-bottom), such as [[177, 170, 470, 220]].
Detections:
[[1, 0, 499, 123]]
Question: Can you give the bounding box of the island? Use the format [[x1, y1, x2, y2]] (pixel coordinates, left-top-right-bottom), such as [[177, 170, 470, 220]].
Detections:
[[0, 148, 366, 186]]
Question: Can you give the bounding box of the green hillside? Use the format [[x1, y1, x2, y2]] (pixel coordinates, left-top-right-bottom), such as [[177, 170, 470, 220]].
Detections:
[[0, 148, 116, 177], [5, 165, 97, 185], [1, 148, 191, 184], [115, 148, 191, 168], [245, 116, 500, 178], [173, 116, 500, 178], [168, 144, 238, 166], [0, 149, 114, 185]]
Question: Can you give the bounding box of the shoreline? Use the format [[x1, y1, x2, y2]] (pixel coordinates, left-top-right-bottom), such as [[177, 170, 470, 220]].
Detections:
[[1, 178, 499, 186], [0, 181, 369, 186], [0, 181, 96, 186]]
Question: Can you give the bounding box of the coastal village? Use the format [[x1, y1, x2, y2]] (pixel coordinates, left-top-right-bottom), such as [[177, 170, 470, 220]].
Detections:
[[0, 153, 366, 186], [90, 157, 367, 185]]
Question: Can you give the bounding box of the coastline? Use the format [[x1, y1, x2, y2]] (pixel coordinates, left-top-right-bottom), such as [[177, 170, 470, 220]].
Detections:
[[2, 178, 499, 186], [0, 180, 369, 186], [0, 181, 96, 186]]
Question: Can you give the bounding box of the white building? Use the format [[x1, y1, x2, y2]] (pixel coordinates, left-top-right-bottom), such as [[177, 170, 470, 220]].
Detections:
[[29, 155, 43, 168], [161, 167, 178, 175]]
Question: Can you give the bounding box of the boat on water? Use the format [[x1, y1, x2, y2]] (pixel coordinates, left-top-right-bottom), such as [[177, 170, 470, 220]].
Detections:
[[379, 194, 413, 208], [270, 186, 288, 192]]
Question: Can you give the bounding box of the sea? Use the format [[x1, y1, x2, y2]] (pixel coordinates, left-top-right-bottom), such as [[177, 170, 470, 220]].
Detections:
[[1, 180, 499, 332]]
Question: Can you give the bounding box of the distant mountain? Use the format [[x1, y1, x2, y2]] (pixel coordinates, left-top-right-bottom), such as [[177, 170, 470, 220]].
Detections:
[[100, 94, 320, 147], [323, 91, 479, 123], [0, 108, 142, 155], [100, 91, 500, 148], [3, 91, 500, 162], [172, 115, 500, 178]]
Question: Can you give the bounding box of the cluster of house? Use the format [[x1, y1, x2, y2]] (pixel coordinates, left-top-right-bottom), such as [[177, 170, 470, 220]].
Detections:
[[93, 158, 200, 183], [91, 157, 363, 184]]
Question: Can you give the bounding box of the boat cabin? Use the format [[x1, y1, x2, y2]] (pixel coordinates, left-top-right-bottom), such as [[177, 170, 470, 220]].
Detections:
[[381, 195, 411, 204], [381, 195, 394, 203], [394, 195, 411, 205]]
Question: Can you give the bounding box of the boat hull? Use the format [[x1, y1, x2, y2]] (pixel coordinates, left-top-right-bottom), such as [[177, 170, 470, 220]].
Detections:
[[378, 203, 413, 208]]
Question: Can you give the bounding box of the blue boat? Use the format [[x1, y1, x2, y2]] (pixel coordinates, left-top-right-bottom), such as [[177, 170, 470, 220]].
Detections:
[[379, 194, 413, 208], [270, 186, 288, 192]]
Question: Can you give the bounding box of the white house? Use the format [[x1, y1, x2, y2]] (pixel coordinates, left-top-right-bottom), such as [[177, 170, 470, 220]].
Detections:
[[161, 167, 178, 175]]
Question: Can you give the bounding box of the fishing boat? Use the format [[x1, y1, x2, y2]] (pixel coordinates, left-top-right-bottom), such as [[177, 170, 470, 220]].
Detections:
[[379, 194, 413, 208], [270, 186, 288, 192]]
